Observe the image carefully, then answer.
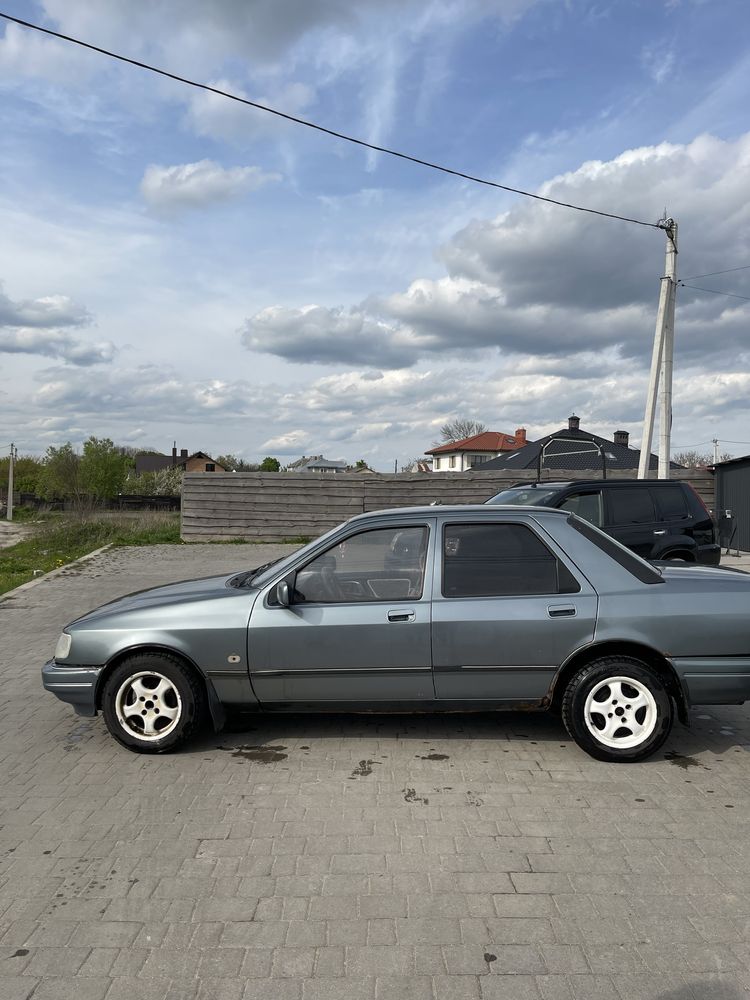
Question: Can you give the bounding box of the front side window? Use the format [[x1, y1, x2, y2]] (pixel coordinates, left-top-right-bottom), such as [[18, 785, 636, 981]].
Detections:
[[294, 526, 429, 603], [442, 522, 579, 598], [559, 491, 603, 527]]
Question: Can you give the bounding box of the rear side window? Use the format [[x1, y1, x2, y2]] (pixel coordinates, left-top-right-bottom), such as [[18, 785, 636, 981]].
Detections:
[[654, 485, 689, 520], [442, 523, 580, 598], [567, 515, 663, 584], [607, 488, 657, 525]]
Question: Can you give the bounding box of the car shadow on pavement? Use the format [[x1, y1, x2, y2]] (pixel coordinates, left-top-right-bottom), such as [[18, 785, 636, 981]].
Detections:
[[661, 984, 746, 1000], [179, 705, 750, 762]]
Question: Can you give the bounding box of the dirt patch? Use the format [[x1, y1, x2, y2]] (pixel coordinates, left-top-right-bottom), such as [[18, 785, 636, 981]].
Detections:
[[403, 787, 429, 805], [350, 760, 377, 778], [418, 752, 450, 761]]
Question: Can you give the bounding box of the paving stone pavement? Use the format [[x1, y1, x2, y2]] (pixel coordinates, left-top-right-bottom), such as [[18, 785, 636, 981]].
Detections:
[[1, 543, 750, 1000]]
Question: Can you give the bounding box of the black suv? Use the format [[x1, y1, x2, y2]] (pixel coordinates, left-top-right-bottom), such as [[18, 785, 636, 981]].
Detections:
[[485, 480, 720, 565]]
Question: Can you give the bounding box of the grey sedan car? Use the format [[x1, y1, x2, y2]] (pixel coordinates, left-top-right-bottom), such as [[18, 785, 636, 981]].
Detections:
[[43, 505, 750, 762]]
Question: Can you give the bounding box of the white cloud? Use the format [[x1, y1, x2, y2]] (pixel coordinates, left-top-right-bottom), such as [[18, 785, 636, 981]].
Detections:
[[260, 429, 312, 453], [140, 160, 281, 214], [242, 132, 750, 370], [0, 283, 91, 328]]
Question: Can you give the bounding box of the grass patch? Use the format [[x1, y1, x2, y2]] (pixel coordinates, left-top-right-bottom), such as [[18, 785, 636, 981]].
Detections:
[[0, 512, 181, 595]]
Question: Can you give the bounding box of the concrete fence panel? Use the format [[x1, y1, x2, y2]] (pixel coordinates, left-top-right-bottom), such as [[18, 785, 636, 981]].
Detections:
[[181, 468, 715, 542]]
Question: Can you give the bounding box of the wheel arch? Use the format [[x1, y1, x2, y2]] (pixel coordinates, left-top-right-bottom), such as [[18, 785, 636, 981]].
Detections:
[[96, 643, 225, 731], [550, 640, 689, 725]]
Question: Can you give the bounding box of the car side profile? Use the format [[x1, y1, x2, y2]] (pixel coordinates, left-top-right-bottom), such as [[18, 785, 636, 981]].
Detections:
[[42, 505, 750, 762], [485, 479, 720, 565]]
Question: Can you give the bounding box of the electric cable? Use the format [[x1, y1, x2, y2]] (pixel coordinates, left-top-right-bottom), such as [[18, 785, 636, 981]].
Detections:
[[681, 264, 750, 281], [0, 11, 665, 230], [678, 283, 750, 302]]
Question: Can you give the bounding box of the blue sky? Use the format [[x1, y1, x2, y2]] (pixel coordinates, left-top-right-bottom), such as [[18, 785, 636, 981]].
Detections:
[[1, 0, 750, 468]]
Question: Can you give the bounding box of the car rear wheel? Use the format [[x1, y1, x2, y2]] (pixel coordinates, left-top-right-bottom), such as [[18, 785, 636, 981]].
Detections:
[[562, 656, 673, 762], [102, 653, 205, 753]]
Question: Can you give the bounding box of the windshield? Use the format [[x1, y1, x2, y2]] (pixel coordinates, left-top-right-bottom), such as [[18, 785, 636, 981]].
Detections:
[[485, 487, 559, 507]]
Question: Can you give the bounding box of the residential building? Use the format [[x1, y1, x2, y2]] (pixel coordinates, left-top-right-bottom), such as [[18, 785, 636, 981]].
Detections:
[[427, 429, 527, 472], [286, 455, 348, 473], [478, 415, 679, 474], [134, 446, 226, 476]]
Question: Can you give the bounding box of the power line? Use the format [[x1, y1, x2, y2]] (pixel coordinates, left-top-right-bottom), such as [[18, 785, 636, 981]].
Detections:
[[681, 264, 750, 281], [0, 11, 664, 230], [679, 282, 750, 302]]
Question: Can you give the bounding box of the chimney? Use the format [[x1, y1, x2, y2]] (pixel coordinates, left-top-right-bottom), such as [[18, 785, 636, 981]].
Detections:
[[180, 449, 188, 459], [172, 442, 177, 466], [613, 430, 629, 447], [515, 427, 527, 446], [568, 414, 580, 431]]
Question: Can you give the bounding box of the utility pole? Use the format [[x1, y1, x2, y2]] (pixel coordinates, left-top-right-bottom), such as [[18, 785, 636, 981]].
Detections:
[[713, 438, 720, 465], [638, 219, 678, 479], [6, 443, 15, 521]]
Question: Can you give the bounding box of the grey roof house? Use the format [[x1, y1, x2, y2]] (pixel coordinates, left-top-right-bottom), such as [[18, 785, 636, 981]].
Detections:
[[287, 455, 348, 473], [478, 415, 681, 474]]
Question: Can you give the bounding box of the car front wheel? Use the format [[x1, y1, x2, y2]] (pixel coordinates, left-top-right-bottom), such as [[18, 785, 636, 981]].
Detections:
[[102, 653, 205, 753], [562, 656, 673, 762]]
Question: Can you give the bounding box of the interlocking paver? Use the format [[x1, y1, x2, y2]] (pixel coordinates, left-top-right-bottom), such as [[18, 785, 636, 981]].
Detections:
[[2, 543, 750, 999]]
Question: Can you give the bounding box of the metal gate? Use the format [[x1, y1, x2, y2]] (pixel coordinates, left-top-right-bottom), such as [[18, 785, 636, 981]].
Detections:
[[716, 458, 750, 553]]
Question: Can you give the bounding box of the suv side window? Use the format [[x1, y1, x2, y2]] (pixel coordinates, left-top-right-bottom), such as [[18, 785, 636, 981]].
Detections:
[[294, 526, 428, 603], [558, 490, 603, 527], [442, 522, 580, 598], [607, 488, 657, 525], [653, 485, 689, 520]]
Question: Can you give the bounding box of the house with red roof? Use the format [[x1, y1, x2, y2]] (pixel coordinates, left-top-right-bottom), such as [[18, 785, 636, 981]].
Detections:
[[426, 428, 528, 472]]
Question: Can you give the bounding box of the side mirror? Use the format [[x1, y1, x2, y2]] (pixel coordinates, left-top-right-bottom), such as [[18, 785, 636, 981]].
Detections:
[[275, 580, 291, 607]]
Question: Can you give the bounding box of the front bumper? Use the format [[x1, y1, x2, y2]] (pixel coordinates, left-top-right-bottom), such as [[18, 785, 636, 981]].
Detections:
[[41, 660, 103, 716]]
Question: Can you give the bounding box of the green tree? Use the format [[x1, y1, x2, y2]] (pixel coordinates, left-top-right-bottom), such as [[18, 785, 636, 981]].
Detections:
[[79, 437, 133, 499], [216, 454, 259, 471], [39, 443, 83, 501], [0, 454, 45, 495], [259, 456, 281, 472]]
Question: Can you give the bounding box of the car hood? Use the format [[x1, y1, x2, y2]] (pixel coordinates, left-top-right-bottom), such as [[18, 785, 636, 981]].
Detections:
[[67, 573, 257, 627]]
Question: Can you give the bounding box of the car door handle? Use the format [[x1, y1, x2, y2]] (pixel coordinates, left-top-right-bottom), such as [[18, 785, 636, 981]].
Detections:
[[388, 610, 415, 622], [653, 529, 667, 536], [547, 605, 576, 618]]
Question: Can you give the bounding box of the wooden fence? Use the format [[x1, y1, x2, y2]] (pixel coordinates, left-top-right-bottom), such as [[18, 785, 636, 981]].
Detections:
[[181, 468, 715, 542]]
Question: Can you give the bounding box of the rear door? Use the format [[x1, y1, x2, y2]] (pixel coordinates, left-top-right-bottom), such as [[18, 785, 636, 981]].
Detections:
[[431, 517, 597, 702], [604, 487, 660, 557]]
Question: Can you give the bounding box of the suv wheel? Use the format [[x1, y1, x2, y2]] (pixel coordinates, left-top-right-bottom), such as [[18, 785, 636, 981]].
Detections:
[[562, 656, 673, 762], [102, 653, 205, 753]]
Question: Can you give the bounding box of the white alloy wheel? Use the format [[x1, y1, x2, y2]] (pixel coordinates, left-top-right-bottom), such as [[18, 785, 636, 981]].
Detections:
[[583, 675, 658, 750], [114, 670, 183, 742]]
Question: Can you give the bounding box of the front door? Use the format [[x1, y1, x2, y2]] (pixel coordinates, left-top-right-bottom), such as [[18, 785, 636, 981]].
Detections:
[[432, 519, 597, 702], [248, 522, 435, 703]]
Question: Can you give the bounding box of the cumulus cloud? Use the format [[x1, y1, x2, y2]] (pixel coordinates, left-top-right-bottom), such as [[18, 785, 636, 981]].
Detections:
[[140, 160, 281, 214], [0, 281, 115, 365], [0, 284, 91, 329], [242, 132, 750, 370]]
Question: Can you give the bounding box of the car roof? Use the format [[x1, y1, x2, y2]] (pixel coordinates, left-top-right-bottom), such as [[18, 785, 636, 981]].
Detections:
[[347, 504, 568, 522], [496, 480, 687, 490]]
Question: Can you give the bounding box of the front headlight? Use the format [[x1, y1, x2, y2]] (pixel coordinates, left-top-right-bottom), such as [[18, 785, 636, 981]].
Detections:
[[54, 632, 72, 660]]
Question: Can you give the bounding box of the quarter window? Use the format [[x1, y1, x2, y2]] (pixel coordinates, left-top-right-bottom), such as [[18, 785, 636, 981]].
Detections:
[[294, 526, 428, 604], [442, 523, 579, 598]]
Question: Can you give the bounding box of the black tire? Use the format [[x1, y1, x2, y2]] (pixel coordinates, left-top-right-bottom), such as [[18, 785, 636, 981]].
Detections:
[[102, 652, 205, 754], [562, 656, 673, 762]]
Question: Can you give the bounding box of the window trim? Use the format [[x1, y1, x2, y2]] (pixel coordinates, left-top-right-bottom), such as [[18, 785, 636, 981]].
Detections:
[[439, 520, 581, 600]]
